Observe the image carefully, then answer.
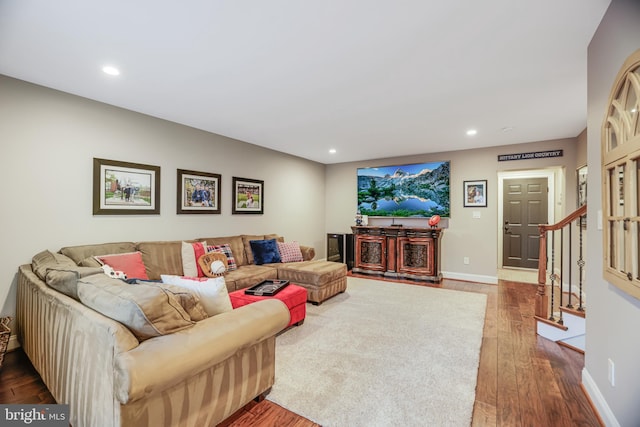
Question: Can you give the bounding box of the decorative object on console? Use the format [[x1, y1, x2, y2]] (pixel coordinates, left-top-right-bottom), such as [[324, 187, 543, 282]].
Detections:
[[176, 169, 221, 214], [463, 180, 487, 207], [250, 239, 282, 264], [355, 209, 363, 225], [357, 160, 450, 218], [428, 214, 441, 228], [232, 177, 264, 214], [92, 158, 160, 215]]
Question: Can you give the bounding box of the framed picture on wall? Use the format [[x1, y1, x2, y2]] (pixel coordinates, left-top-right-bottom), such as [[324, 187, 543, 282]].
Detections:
[[577, 165, 587, 227], [232, 177, 263, 214], [463, 180, 487, 207], [177, 169, 221, 214], [93, 158, 160, 215]]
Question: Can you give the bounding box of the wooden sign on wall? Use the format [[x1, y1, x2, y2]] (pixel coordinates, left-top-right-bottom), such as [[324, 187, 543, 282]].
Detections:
[[497, 149, 563, 162]]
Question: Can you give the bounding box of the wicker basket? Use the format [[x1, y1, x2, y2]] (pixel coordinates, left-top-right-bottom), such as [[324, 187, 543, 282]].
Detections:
[[0, 316, 11, 370]]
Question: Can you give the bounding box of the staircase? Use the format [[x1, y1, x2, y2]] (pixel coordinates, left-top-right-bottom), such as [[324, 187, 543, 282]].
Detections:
[[534, 204, 587, 352]]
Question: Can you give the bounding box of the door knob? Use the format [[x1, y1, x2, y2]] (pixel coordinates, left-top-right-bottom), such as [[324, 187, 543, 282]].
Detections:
[[504, 220, 512, 234]]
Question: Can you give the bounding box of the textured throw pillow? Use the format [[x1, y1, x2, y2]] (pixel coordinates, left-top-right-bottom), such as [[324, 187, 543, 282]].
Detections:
[[249, 239, 282, 265], [45, 267, 104, 300], [206, 244, 238, 271], [31, 250, 78, 280], [277, 241, 304, 263], [181, 241, 208, 277], [161, 275, 233, 316], [77, 274, 194, 341], [95, 252, 149, 280]]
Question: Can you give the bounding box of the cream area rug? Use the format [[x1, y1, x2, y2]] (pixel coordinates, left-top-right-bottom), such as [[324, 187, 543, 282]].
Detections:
[[267, 277, 487, 427]]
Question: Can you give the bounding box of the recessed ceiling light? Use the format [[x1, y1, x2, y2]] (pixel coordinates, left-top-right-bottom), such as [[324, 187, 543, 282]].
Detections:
[[466, 129, 477, 136], [329, 148, 337, 154], [102, 66, 120, 76]]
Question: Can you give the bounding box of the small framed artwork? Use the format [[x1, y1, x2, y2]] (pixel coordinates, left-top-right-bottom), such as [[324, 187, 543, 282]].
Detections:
[[577, 165, 587, 227], [177, 169, 221, 214], [232, 177, 263, 214], [463, 180, 487, 208], [93, 158, 160, 215]]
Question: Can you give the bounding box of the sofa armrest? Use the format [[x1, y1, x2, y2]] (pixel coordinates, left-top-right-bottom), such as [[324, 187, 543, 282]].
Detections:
[[300, 245, 315, 261], [114, 299, 290, 404]]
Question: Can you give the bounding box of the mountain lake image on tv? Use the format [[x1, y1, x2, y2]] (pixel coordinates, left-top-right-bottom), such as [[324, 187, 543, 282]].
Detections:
[[357, 161, 450, 218]]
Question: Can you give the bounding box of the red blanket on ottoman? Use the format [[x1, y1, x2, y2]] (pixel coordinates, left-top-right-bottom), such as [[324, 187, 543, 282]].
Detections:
[[229, 284, 307, 327]]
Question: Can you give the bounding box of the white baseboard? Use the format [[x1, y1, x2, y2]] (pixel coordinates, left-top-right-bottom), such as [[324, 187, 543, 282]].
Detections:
[[7, 334, 20, 351], [442, 271, 498, 285], [582, 368, 619, 427]]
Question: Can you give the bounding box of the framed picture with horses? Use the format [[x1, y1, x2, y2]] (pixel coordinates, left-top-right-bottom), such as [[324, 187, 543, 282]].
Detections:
[[93, 158, 160, 215]]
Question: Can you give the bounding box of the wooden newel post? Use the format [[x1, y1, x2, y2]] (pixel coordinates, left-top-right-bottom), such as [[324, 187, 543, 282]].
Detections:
[[535, 225, 549, 319]]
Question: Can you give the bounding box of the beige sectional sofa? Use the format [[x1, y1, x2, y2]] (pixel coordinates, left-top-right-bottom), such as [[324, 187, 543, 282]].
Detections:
[[16, 233, 347, 427]]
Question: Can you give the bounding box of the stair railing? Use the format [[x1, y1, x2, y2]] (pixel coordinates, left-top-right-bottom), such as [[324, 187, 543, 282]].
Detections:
[[536, 204, 587, 321]]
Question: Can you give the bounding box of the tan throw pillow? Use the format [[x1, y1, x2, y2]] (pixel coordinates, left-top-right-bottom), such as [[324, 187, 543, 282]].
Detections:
[[32, 250, 77, 280], [77, 274, 195, 341], [45, 267, 104, 300]]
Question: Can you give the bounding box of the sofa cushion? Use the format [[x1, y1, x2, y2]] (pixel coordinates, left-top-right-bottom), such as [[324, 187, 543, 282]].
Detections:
[[59, 242, 137, 265], [45, 267, 104, 300], [277, 241, 304, 263], [181, 241, 208, 277], [136, 241, 186, 280], [77, 274, 195, 341], [277, 260, 347, 286], [160, 275, 232, 316], [95, 252, 149, 280], [32, 250, 78, 280], [206, 244, 238, 271], [250, 239, 282, 265], [223, 265, 278, 291]]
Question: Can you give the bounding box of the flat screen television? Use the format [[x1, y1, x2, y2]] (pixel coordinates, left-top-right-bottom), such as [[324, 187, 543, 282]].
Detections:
[[357, 160, 450, 218]]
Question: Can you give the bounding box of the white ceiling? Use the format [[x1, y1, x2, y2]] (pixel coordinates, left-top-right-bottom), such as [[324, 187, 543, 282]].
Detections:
[[0, 1, 611, 164]]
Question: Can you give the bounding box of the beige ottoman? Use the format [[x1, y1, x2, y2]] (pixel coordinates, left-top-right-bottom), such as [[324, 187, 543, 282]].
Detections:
[[277, 260, 347, 305]]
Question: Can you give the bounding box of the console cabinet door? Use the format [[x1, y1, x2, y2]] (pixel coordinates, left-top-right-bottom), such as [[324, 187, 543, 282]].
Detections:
[[354, 235, 386, 272], [397, 237, 434, 276]]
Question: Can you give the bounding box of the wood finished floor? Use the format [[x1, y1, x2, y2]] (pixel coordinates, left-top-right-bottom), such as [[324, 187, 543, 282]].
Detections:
[[0, 277, 602, 427]]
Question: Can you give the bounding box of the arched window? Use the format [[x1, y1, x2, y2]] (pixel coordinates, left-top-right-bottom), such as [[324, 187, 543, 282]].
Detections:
[[602, 49, 640, 299]]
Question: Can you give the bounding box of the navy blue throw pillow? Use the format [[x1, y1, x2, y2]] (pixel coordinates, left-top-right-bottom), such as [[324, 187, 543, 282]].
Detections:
[[250, 239, 282, 265]]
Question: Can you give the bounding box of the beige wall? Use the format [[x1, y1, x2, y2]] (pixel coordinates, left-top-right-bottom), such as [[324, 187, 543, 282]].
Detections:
[[585, 0, 640, 425], [0, 75, 326, 321], [326, 138, 578, 283]]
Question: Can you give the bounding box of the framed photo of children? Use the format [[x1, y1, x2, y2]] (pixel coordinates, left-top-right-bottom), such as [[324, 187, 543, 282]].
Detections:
[[93, 158, 160, 215], [232, 177, 263, 214], [463, 180, 487, 207], [177, 169, 221, 214]]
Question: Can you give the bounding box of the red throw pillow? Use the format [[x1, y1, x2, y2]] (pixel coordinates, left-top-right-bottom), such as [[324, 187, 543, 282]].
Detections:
[[95, 251, 149, 280]]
